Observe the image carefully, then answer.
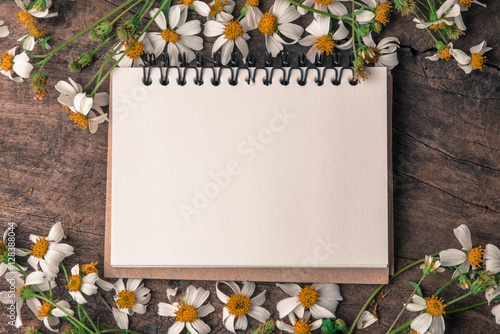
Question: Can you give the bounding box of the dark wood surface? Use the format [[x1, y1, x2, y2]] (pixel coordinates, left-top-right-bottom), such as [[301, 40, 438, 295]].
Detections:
[[1, 0, 499, 333]]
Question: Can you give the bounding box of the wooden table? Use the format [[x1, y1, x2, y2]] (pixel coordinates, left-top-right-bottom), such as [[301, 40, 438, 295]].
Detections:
[[0, 0, 499, 333]]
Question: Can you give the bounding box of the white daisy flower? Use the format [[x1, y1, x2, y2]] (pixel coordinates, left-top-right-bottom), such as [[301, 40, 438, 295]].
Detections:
[[202, 0, 235, 23], [359, 32, 399, 70], [485, 244, 500, 274], [297, 0, 348, 18], [69, 92, 109, 134], [27, 299, 74, 333], [426, 42, 453, 62], [242, 0, 264, 30], [253, 0, 304, 57], [0, 21, 9, 38], [177, 0, 211, 16], [450, 41, 492, 74], [407, 295, 446, 334], [412, 0, 461, 30], [439, 224, 485, 277], [356, 0, 392, 26], [276, 283, 342, 319], [356, 310, 378, 329], [216, 281, 270, 333], [15, 0, 58, 20], [158, 285, 215, 334], [65, 264, 99, 304], [492, 304, 500, 325], [277, 311, 322, 333], [113, 33, 154, 68], [27, 222, 74, 279], [17, 26, 50, 51], [0, 47, 33, 82], [420, 255, 445, 275], [204, 19, 250, 65], [80, 261, 114, 291], [147, 6, 203, 65], [299, 16, 349, 64], [55, 77, 83, 110], [0, 270, 54, 328], [113, 278, 151, 315], [0, 226, 29, 278]]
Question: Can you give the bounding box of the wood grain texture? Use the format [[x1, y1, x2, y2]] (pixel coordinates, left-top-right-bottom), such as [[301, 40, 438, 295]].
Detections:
[[0, 0, 499, 333]]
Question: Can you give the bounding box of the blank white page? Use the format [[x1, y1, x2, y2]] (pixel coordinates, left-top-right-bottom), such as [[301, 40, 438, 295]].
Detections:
[[110, 66, 389, 268]]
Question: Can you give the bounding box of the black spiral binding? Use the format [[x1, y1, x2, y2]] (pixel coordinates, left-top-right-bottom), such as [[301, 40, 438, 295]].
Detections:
[[140, 52, 358, 87]]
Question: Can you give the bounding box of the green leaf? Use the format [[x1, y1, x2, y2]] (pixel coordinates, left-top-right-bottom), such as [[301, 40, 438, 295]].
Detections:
[[408, 281, 423, 297], [41, 36, 51, 52], [160, 0, 171, 21], [321, 318, 334, 334]]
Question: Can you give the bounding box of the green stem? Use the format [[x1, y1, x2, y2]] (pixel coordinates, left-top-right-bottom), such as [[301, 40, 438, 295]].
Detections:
[[101, 330, 142, 334], [416, 0, 431, 11], [447, 291, 473, 306], [60, 262, 70, 283], [91, 32, 118, 56], [90, 0, 172, 96], [138, 0, 155, 20], [388, 321, 410, 334], [447, 298, 500, 314], [386, 274, 427, 334], [111, 0, 143, 25], [347, 253, 438, 334], [433, 270, 475, 297], [81, 304, 101, 334], [284, 0, 341, 20], [351, 0, 357, 56]]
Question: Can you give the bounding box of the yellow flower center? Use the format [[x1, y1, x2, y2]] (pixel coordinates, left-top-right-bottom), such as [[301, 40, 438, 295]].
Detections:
[[298, 286, 319, 308], [314, 0, 333, 6], [246, 0, 259, 6], [293, 319, 311, 334], [61, 104, 71, 112], [161, 29, 180, 43], [223, 20, 244, 41], [17, 11, 37, 28], [470, 53, 486, 71], [1, 52, 14, 72], [82, 262, 99, 275], [29, 26, 46, 39], [226, 294, 251, 317], [258, 12, 278, 36], [66, 275, 82, 292], [116, 291, 136, 309], [209, 0, 227, 16], [314, 36, 335, 55], [31, 237, 49, 258], [70, 113, 89, 130], [38, 301, 53, 318], [459, 0, 471, 9], [375, 1, 392, 25], [126, 42, 144, 60], [425, 296, 446, 317], [179, 0, 195, 5], [429, 22, 446, 31], [33, 89, 48, 100], [467, 246, 485, 266], [438, 47, 451, 60], [175, 304, 199, 323]]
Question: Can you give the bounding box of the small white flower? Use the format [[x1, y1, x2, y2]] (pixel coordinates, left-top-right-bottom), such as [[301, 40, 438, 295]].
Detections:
[[243, 0, 264, 30], [216, 281, 270, 333], [69, 92, 109, 134], [147, 6, 203, 65], [55, 77, 83, 109], [65, 264, 99, 304], [412, 0, 461, 30], [356, 0, 392, 26], [492, 304, 500, 325], [204, 19, 250, 65], [276, 283, 342, 319], [426, 43, 453, 62], [297, 0, 348, 18], [113, 278, 151, 315], [252, 0, 304, 57], [407, 295, 446, 334], [299, 16, 349, 64], [15, 0, 58, 19], [0, 47, 33, 82], [357, 310, 378, 329], [440, 224, 486, 277], [0, 226, 29, 278], [27, 222, 74, 279], [360, 32, 399, 70], [450, 41, 492, 74], [27, 299, 74, 333], [113, 33, 154, 68], [177, 0, 211, 16], [485, 244, 500, 274], [17, 26, 50, 51], [202, 0, 235, 23], [277, 311, 322, 333], [158, 285, 215, 334], [0, 21, 9, 38], [420, 255, 445, 275]]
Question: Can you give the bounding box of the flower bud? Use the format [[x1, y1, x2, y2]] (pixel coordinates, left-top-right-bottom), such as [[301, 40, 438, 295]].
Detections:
[[458, 274, 472, 289], [117, 20, 139, 43], [32, 0, 47, 11], [334, 318, 348, 332], [445, 25, 464, 40], [31, 73, 48, 100], [372, 21, 383, 34], [68, 60, 82, 72], [90, 21, 114, 41], [470, 271, 496, 295], [77, 52, 93, 68]]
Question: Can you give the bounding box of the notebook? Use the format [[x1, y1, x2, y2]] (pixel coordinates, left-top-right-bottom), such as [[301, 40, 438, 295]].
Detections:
[[105, 59, 393, 284]]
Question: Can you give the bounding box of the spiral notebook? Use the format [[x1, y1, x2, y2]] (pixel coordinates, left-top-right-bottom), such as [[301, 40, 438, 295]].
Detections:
[[104, 60, 393, 284]]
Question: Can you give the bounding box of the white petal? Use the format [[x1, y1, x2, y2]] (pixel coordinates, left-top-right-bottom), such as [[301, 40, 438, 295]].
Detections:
[[357, 310, 378, 329], [276, 320, 294, 333], [150, 8, 167, 30], [169, 5, 181, 29], [299, 35, 316, 47], [315, 283, 343, 300], [168, 321, 185, 334], [248, 306, 271, 323], [191, 319, 211, 334], [132, 303, 147, 314], [177, 20, 202, 36], [224, 314, 236, 333], [235, 37, 249, 61], [234, 314, 248, 330], [158, 302, 177, 317], [0, 26, 8, 38], [436, 0, 456, 17], [277, 296, 300, 318], [12, 61, 33, 78], [113, 308, 129, 330], [216, 281, 230, 303], [197, 303, 215, 317], [97, 279, 114, 291], [411, 313, 432, 333], [204, 20, 224, 37], [309, 303, 335, 318], [46, 222, 64, 242], [439, 248, 467, 266], [453, 224, 472, 250], [485, 244, 500, 273], [220, 39, 234, 65], [332, 21, 349, 41], [265, 35, 283, 57], [180, 35, 203, 51], [429, 315, 445, 334], [194, 1, 211, 16], [126, 278, 142, 292], [212, 35, 227, 54], [278, 23, 303, 41], [277, 6, 300, 24], [250, 290, 266, 307]]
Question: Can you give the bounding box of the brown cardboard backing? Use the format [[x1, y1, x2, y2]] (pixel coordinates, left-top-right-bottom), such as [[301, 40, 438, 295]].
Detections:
[[104, 71, 394, 284]]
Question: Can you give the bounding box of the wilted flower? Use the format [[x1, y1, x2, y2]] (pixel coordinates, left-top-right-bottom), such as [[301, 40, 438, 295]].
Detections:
[[420, 255, 445, 275], [31, 73, 48, 100]]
